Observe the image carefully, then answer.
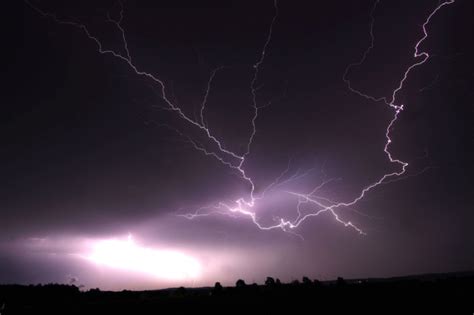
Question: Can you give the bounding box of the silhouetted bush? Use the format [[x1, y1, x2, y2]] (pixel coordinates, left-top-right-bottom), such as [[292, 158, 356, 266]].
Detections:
[[212, 282, 223, 296], [265, 277, 275, 286], [0, 273, 472, 313], [302, 276, 312, 286], [250, 283, 259, 292]]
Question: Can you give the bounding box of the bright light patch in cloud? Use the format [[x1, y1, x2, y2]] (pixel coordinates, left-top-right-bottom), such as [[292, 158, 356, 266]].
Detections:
[[86, 236, 201, 280]]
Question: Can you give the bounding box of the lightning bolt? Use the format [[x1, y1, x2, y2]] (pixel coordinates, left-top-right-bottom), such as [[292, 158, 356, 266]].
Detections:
[[26, 0, 455, 235]]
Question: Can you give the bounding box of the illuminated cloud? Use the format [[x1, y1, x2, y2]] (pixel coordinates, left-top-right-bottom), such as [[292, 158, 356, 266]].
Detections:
[[85, 235, 201, 280]]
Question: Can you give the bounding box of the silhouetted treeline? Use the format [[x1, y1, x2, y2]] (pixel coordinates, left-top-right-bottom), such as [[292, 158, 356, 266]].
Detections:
[[0, 272, 473, 314]]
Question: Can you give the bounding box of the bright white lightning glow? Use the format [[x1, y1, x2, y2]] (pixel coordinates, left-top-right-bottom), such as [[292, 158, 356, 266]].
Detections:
[[86, 236, 201, 280]]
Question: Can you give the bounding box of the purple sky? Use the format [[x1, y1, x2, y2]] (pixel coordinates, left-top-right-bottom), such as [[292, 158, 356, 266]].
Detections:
[[2, 0, 473, 290]]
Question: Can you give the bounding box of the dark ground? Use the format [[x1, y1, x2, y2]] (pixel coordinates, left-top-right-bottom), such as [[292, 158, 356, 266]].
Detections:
[[1, 271, 473, 314]]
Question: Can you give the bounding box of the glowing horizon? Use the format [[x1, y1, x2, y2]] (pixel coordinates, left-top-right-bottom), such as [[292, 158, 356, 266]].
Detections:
[[85, 235, 201, 281]]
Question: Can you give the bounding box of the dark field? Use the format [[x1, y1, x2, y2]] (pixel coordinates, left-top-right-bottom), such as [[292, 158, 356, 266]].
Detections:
[[1, 271, 472, 314]]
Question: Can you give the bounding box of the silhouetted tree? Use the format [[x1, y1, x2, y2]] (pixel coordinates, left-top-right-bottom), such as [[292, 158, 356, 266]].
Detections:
[[212, 282, 223, 296], [302, 276, 312, 286], [265, 277, 275, 286], [291, 279, 300, 286], [275, 278, 282, 286], [235, 279, 246, 288], [250, 283, 259, 292]]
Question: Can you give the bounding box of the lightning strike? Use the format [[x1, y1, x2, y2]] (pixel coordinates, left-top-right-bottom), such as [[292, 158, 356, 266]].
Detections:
[[26, 0, 455, 236]]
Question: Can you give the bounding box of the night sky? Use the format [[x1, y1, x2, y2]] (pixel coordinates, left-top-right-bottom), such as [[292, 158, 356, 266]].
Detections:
[[2, 0, 473, 290]]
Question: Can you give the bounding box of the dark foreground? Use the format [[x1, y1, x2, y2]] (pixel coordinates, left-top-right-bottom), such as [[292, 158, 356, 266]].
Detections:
[[1, 272, 473, 314]]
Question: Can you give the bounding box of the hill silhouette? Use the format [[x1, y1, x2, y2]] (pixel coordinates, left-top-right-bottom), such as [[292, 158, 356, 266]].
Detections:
[[0, 271, 472, 314]]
